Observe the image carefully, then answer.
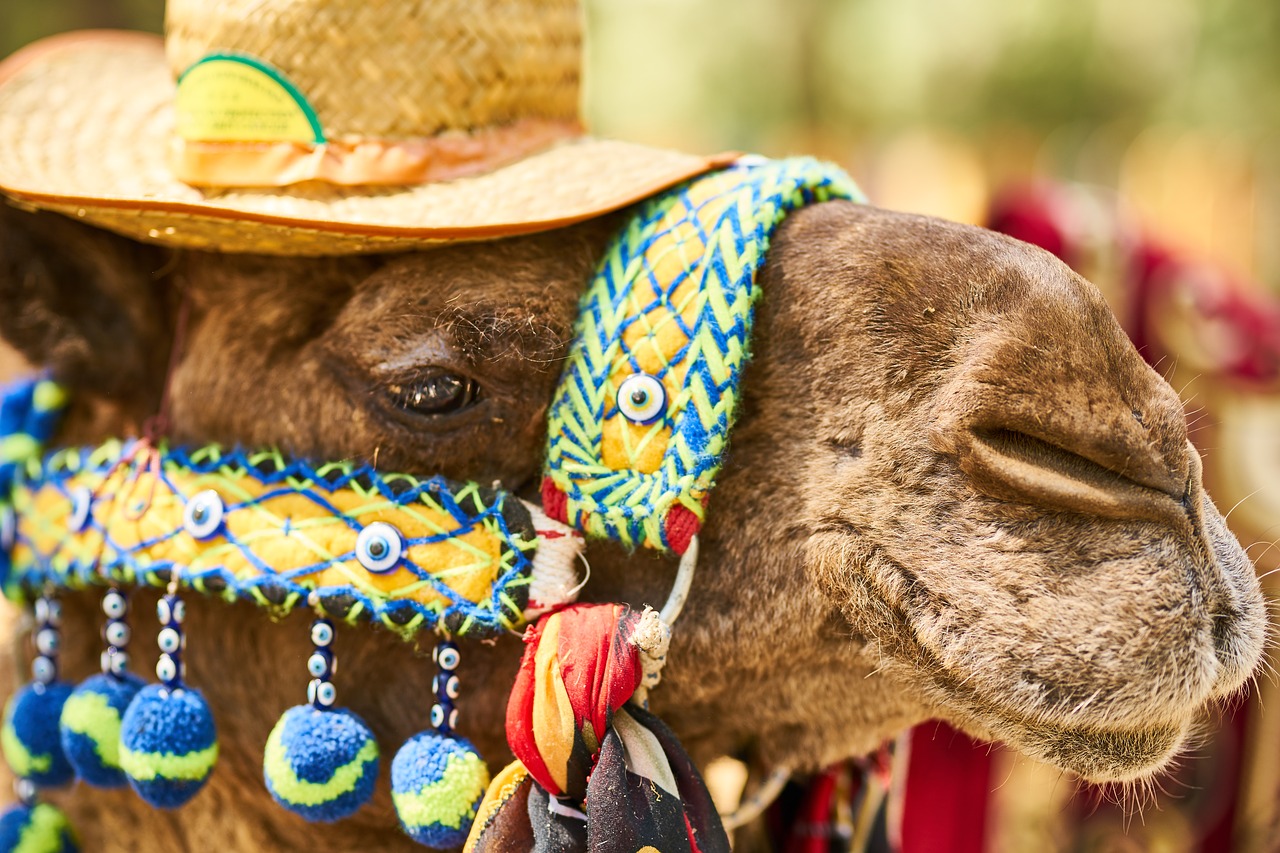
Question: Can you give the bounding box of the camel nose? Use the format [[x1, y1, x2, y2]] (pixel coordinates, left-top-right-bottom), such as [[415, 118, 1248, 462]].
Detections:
[[930, 327, 1192, 525]]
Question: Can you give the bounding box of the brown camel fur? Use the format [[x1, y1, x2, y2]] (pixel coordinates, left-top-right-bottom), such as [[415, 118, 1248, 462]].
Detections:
[[0, 198, 1267, 851]]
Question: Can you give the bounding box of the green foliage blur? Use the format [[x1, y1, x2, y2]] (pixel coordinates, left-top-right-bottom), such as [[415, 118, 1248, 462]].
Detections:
[[4, 0, 1280, 280], [5, 0, 1279, 143]]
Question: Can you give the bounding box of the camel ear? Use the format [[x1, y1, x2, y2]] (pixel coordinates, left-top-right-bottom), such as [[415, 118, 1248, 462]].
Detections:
[[0, 201, 173, 411]]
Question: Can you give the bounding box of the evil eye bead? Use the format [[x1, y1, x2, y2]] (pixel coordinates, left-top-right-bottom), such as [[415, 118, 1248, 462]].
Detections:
[[430, 704, 445, 728], [157, 628, 182, 655], [435, 645, 460, 672], [616, 373, 667, 425], [100, 649, 122, 673], [157, 597, 185, 625], [34, 598, 61, 626], [104, 621, 130, 647], [0, 505, 14, 550], [35, 628, 59, 656], [103, 591, 127, 619], [68, 486, 93, 533], [108, 652, 129, 676], [310, 620, 335, 648], [156, 654, 178, 684], [355, 522, 403, 574], [182, 490, 225, 540], [314, 681, 337, 708], [31, 656, 55, 684], [431, 674, 461, 697], [307, 651, 333, 679]]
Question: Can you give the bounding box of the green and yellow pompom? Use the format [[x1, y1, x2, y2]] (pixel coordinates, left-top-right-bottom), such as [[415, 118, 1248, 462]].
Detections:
[[2, 683, 74, 788], [59, 673, 145, 788], [391, 732, 489, 848], [119, 685, 218, 808], [264, 705, 379, 822], [0, 802, 78, 853]]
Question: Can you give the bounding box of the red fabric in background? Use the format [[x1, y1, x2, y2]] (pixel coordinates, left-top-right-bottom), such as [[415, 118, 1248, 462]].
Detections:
[[783, 768, 839, 853], [901, 724, 992, 853]]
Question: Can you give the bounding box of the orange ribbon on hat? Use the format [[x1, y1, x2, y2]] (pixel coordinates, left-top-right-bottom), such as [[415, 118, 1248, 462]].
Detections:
[[172, 119, 582, 188]]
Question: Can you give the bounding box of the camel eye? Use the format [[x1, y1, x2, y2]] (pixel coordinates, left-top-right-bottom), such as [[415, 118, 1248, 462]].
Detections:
[[616, 373, 667, 425], [388, 372, 480, 416]]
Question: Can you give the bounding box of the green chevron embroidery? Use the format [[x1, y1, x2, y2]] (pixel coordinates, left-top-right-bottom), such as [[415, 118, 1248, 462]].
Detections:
[[542, 157, 863, 554]]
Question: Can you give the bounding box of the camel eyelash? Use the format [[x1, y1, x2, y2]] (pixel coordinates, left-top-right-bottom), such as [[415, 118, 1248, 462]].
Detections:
[[385, 372, 482, 416]]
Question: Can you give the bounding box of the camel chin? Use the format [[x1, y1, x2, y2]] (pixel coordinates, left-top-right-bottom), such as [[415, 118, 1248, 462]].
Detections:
[[815, 479, 1266, 785]]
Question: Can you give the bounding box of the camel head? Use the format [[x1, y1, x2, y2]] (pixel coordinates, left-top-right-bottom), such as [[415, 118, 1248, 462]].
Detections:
[[0, 193, 1266, 846]]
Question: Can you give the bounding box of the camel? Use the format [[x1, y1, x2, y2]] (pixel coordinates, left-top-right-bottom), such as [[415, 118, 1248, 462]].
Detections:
[[0, 182, 1267, 850]]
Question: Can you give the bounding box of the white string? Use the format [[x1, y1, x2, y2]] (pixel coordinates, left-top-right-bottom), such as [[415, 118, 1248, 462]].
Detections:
[[720, 766, 792, 831], [659, 535, 698, 626]]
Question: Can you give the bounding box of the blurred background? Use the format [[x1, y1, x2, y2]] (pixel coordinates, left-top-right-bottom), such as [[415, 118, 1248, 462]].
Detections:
[[4, 1, 1280, 851], [5, 0, 1280, 286]]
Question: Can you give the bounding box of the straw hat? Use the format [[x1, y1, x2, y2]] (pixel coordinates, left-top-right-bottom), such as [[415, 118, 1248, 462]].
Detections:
[[0, 0, 731, 255]]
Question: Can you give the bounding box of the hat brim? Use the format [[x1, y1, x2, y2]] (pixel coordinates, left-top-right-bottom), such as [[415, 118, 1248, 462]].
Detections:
[[0, 31, 733, 255]]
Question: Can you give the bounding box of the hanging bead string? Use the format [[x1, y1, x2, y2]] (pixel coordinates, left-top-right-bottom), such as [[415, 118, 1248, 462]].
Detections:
[[156, 586, 187, 695], [31, 594, 62, 689], [263, 604, 380, 822], [118, 571, 218, 809], [431, 639, 461, 734], [100, 587, 131, 678], [12, 778, 36, 809], [388, 634, 487, 848], [307, 617, 337, 710]]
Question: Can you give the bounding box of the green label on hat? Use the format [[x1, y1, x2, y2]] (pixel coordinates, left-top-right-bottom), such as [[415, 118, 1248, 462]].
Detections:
[[175, 53, 324, 145]]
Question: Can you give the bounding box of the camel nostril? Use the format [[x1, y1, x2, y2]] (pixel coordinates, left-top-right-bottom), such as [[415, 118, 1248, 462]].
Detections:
[[973, 428, 1133, 491], [1212, 610, 1237, 659], [960, 427, 1187, 525]]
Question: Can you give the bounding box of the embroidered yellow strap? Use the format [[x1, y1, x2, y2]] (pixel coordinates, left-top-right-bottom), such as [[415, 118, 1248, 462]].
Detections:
[[5, 438, 582, 639]]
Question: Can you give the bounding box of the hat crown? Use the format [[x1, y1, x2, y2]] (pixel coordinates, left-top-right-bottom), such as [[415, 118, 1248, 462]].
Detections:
[[164, 0, 583, 141]]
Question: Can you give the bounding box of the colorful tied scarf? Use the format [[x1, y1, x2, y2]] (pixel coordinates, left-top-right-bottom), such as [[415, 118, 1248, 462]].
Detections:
[[466, 603, 729, 852]]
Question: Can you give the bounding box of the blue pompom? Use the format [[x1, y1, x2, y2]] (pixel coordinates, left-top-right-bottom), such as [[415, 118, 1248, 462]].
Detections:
[[0, 801, 78, 852], [2, 681, 74, 787], [264, 705, 380, 822], [59, 672, 145, 788], [119, 684, 218, 808], [391, 731, 489, 849]]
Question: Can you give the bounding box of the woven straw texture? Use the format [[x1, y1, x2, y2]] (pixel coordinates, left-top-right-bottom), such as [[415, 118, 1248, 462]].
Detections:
[[0, 33, 725, 255], [166, 0, 581, 139], [543, 157, 862, 553]]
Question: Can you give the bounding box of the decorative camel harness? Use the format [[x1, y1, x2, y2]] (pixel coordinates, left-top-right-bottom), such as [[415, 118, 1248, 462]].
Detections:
[[0, 158, 861, 852]]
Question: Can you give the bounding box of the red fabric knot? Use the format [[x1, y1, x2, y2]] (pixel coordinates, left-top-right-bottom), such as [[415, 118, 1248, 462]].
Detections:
[[473, 602, 730, 852], [505, 603, 642, 801]]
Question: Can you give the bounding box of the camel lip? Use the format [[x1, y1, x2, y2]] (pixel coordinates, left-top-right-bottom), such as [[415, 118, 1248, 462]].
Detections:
[[810, 519, 1252, 781], [973, 701, 1193, 783], [898, 606, 1203, 781], [845, 566, 1204, 782], [906, 637, 1200, 782]]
